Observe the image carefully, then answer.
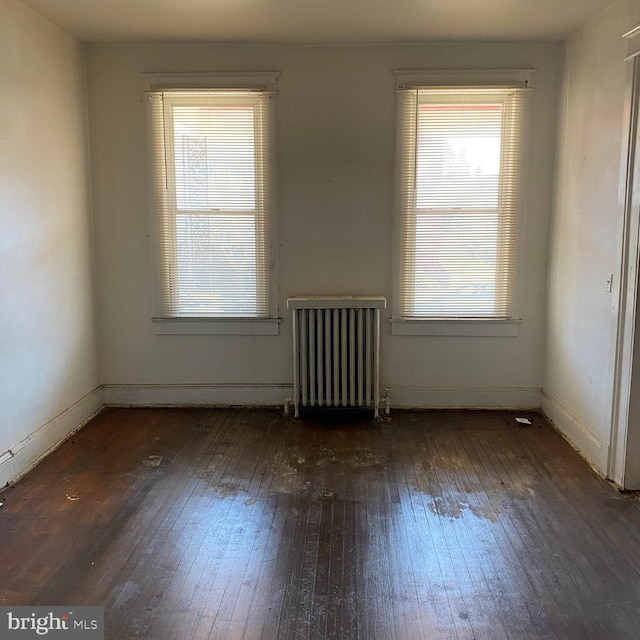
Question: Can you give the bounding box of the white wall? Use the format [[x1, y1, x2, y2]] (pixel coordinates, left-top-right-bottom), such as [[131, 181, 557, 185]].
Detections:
[[0, 0, 101, 486], [544, 0, 640, 472], [86, 42, 562, 409]]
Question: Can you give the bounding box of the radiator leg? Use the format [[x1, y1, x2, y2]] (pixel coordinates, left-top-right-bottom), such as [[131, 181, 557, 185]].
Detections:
[[381, 388, 391, 416]]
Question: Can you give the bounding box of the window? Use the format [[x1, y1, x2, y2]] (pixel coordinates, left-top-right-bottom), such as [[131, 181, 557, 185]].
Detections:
[[148, 82, 276, 326], [395, 83, 525, 325]]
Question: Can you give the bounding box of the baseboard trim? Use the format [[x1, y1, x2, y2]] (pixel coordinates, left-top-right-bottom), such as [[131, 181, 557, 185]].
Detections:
[[541, 391, 607, 473], [383, 385, 542, 410], [103, 382, 542, 411], [0, 386, 104, 488], [103, 383, 291, 407]]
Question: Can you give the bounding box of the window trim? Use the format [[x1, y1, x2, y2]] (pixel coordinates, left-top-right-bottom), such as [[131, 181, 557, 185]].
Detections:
[[144, 72, 280, 335], [391, 69, 534, 336], [394, 68, 536, 91], [143, 71, 280, 92]]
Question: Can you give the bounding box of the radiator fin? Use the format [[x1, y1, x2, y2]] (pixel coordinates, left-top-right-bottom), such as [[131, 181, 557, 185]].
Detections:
[[288, 297, 386, 418]]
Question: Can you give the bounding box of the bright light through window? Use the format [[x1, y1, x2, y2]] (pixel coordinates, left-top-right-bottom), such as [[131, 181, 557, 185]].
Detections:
[[397, 88, 523, 319], [149, 90, 273, 318]]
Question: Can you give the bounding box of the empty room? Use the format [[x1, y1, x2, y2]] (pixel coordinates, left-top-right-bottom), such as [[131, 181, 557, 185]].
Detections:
[[3, 0, 640, 637]]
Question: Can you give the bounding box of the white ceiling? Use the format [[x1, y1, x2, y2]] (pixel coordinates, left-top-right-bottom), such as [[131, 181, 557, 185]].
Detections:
[[19, 0, 614, 44]]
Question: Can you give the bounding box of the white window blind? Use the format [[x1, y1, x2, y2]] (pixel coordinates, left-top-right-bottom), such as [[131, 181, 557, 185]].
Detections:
[[397, 87, 524, 319], [149, 89, 273, 318]]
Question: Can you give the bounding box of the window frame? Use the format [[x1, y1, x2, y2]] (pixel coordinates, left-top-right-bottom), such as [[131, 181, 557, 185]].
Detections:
[[391, 69, 534, 337], [144, 72, 280, 335]]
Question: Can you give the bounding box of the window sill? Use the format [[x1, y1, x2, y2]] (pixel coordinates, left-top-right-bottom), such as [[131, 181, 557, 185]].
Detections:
[[152, 317, 281, 336], [389, 318, 522, 337]]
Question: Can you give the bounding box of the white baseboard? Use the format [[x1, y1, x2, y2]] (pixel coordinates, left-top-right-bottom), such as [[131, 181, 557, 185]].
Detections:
[[0, 386, 104, 488], [103, 382, 542, 411], [103, 383, 292, 407], [541, 391, 607, 473], [383, 385, 542, 409]]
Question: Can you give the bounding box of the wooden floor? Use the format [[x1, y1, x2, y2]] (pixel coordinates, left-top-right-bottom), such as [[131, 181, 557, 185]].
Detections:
[[1, 408, 640, 639]]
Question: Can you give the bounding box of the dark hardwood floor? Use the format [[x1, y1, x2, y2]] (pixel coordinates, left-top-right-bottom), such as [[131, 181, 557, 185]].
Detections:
[[1, 407, 640, 639]]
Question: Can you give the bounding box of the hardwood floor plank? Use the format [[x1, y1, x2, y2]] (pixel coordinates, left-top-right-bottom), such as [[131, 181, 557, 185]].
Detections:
[[384, 449, 431, 640], [427, 428, 510, 640], [2, 408, 640, 639], [390, 418, 461, 639], [405, 425, 479, 638], [201, 412, 291, 640], [459, 425, 566, 638], [323, 457, 348, 640], [106, 409, 242, 638], [443, 432, 534, 640]]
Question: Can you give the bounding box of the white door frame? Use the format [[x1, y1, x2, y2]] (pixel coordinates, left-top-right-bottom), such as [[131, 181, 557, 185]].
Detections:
[[607, 35, 640, 488]]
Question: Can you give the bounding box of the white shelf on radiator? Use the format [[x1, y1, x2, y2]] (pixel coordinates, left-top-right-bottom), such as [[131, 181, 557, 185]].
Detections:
[[287, 295, 386, 309]]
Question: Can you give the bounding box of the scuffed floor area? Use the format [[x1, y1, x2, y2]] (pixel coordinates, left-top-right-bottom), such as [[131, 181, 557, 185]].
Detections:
[[1, 407, 639, 639]]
